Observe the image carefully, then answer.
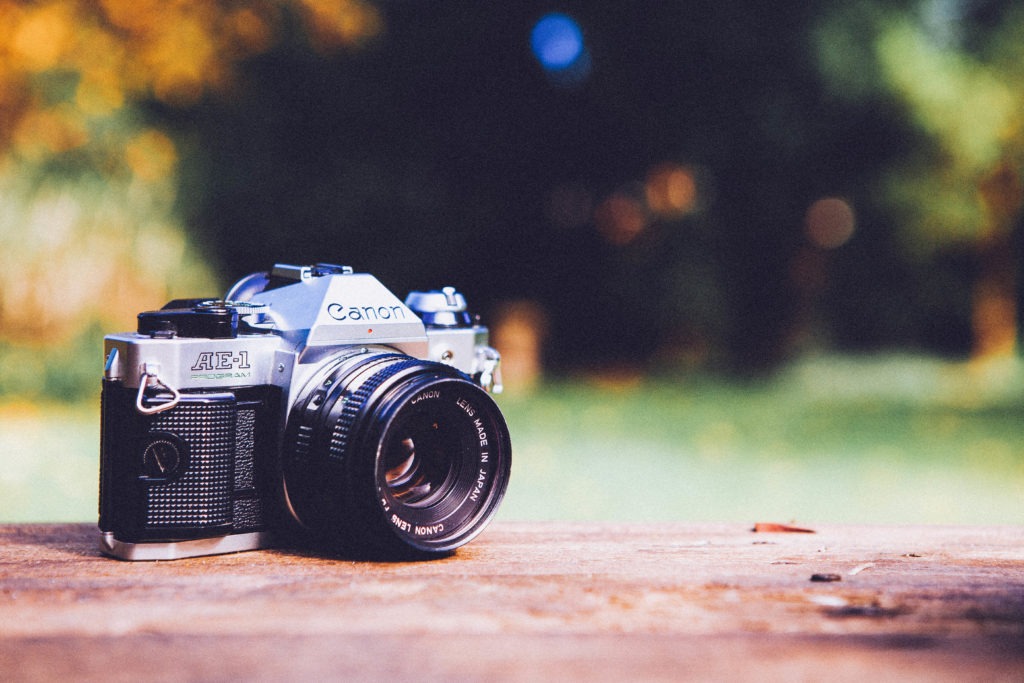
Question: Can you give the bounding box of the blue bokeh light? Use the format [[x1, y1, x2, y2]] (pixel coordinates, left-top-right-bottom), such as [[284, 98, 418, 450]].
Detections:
[[531, 13, 585, 72]]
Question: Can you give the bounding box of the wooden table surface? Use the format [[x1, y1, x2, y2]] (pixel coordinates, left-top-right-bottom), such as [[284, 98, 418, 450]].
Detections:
[[1, 522, 1022, 681]]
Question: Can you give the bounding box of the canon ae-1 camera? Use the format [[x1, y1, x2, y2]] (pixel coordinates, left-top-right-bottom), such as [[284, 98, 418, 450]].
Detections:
[[99, 263, 511, 560]]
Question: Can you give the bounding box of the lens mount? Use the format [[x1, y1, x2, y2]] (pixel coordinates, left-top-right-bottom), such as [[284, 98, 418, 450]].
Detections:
[[282, 351, 511, 555]]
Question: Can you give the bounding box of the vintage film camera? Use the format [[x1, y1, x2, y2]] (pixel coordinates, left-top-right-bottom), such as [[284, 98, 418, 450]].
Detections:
[[99, 263, 511, 560]]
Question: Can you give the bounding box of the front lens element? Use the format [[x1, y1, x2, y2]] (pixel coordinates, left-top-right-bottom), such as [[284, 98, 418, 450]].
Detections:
[[382, 421, 454, 507]]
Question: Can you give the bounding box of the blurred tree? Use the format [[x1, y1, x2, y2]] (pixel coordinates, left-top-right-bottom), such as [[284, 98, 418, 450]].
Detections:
[[6, 0, 1002, 395], [0, 0, 380, 400], [186, 1, 911, 374], [816, 0, 1024, 359]]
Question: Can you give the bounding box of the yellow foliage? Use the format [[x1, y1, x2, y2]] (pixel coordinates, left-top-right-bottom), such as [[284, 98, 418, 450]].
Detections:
[[125, 129, 177, 182], [0, 0, 381, 127], [9, 2, 73, 71], [296, 0, 383, 51], [12, 104, 88, 158], [226, 7, 275, 56], [0, 0, 380, 374]]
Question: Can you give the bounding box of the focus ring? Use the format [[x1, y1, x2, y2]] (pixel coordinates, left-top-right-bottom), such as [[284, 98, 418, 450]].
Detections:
[[327, 357, 425, 466]]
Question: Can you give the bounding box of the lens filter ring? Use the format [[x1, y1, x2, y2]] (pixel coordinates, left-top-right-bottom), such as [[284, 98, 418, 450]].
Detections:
[[371, 378, 511, 552]]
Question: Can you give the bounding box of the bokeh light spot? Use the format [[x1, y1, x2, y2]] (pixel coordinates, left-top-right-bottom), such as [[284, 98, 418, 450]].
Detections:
[[531, 13, 584, 71], [595, 192, 648, 246], [645, 163, 698, 218], [805, 197, 856, 249]]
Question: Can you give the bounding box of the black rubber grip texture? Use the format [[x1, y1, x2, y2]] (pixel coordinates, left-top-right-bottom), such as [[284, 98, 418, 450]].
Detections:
[[146, 399, 235, 528]]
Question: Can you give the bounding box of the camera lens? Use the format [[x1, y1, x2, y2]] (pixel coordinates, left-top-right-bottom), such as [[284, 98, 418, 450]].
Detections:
[[282, 352, 511, 556]]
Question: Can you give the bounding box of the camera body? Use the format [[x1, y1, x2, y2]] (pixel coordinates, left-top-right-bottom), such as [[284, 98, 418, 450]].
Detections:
[[99, 263, 510, 560]]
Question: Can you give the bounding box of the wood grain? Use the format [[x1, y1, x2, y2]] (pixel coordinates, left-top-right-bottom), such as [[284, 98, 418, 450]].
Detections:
[[1, 522, 1022, 681]]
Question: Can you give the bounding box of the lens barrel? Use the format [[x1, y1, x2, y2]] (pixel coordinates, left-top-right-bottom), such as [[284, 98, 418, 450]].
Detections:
[[282, 352, 511, 556]]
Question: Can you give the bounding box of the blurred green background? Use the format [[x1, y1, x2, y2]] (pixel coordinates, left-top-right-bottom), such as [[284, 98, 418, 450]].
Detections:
[[0, 0, 1022, 524]]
